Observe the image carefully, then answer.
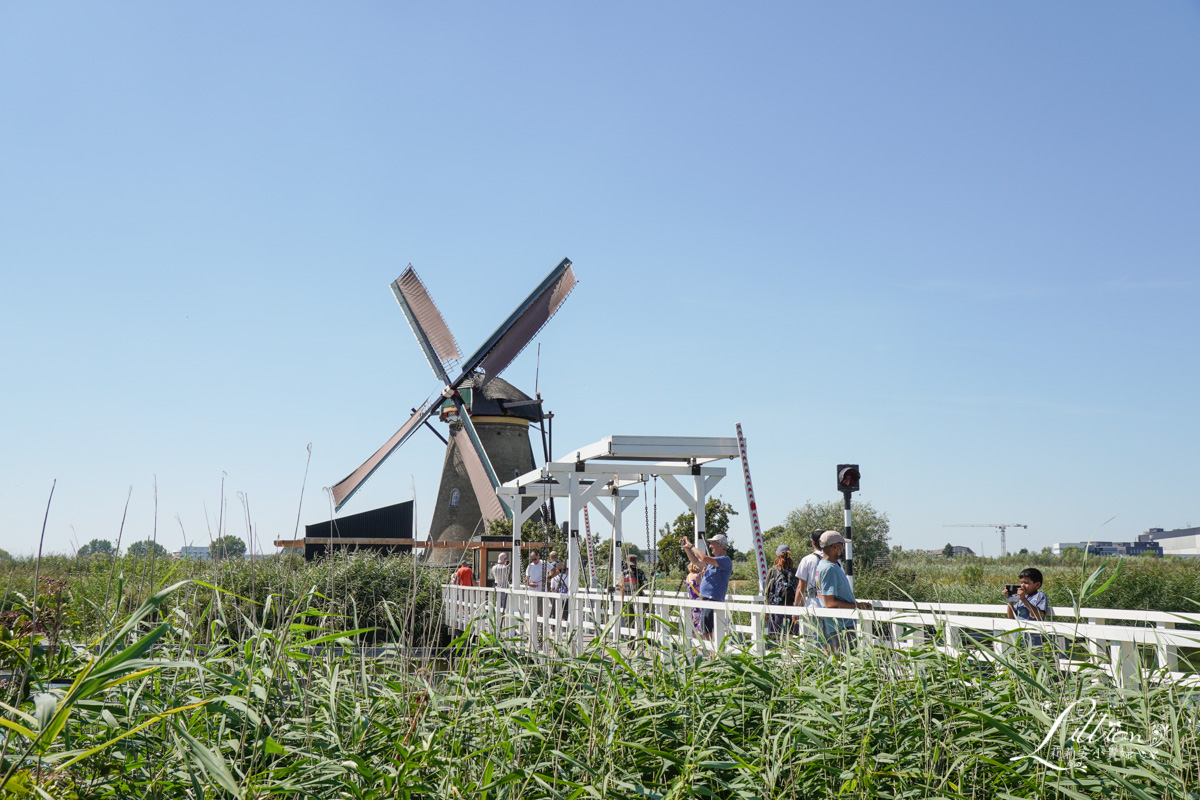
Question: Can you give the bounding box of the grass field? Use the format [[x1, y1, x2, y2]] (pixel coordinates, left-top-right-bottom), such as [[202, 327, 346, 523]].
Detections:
[[2, 552, 1200, 797]]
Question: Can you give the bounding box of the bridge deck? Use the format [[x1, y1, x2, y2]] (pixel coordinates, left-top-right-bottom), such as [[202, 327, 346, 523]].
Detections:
[[443, 584, 1200, 687]]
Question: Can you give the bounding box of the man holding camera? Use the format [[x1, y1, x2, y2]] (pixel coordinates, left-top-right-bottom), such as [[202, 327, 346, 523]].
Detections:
[[679, 534, 733, 640]]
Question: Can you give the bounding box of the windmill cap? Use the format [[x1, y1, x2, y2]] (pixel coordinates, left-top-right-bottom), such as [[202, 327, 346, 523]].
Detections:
[[819, 531, 845, 548]]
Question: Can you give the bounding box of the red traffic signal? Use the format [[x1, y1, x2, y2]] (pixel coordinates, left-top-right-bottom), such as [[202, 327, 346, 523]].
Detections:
[[837, 464, 860, 494]]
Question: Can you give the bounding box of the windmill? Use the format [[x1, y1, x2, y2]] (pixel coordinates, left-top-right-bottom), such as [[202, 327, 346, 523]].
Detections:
[[330, 258, 577, 560]]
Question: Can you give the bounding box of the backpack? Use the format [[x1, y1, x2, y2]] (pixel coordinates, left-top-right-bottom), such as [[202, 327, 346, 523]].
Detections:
[[766, 568, 795, 607]]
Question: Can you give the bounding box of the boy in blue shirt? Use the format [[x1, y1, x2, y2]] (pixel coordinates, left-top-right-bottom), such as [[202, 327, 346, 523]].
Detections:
[[1003, 567, 1051, 646]]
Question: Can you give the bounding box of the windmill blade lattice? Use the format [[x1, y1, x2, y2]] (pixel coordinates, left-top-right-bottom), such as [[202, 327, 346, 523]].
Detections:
[[391, 266, 461, 380], [458, 258, 576, 388]]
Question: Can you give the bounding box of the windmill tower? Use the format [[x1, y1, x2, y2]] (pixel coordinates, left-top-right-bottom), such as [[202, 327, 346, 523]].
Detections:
[[330, 259, 577, 562], [428, 373, 544, 551]]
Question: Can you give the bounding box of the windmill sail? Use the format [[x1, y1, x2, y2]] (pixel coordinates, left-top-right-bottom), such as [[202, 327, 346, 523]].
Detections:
[[457, 258, 576, 387], [391, 266, 461, 380], [331, 403, 433, 510], [451, 425, 507, 522]]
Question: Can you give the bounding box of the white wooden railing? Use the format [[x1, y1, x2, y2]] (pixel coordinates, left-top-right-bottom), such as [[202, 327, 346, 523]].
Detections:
[[441, 584, 1200, 687]]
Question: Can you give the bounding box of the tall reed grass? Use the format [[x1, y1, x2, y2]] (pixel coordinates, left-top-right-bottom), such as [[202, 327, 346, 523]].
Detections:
[[2, 567, 1198, 798]]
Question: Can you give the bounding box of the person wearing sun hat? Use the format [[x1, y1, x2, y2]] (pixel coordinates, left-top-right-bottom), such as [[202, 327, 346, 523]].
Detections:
[[815, 530, 872, 651]]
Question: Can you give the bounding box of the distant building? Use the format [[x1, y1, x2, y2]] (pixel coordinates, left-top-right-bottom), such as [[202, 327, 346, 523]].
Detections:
[[1051, 539, 1163, 557], [927, 545, 975, 557], [177, 545, 211, 560], [1138, 527, 1200, 557]]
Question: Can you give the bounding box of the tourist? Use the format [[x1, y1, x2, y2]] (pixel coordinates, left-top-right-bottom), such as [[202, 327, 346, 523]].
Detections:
[[686, 564, 703, 633], [1003, 567, 1051, 646], [547, 550, 560, 582], [550, 564, 570, 615], [815, 531, 872, 652], [623, 553, 647, 594], [492, 553, 511, 609], [454, 561, 474, 587], [526, 550, 545, 590], [793, 530, 824, 637], [765, 544, 797, 635], [492, 553, 511, 587], [793, 530, 824, 608], [679, 534, 733, 640]]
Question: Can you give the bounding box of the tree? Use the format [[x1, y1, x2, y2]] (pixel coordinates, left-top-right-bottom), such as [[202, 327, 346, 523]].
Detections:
[[942, 543, 955, 558], [1018, 547, 1029, 555], [127, 539, 169, 558], [655, 497, 739, 575], [761, 500, 891, 568], [211, 535, 247, 560], [78, 538, 115, 556], [0, 548, 11, 562]]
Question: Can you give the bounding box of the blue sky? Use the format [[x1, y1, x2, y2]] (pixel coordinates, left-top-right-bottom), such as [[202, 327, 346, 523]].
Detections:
[[2, 4, 1197, 558]]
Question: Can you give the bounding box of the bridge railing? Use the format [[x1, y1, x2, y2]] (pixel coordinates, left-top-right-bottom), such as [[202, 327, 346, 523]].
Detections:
[[441, 584, 1200, 687]]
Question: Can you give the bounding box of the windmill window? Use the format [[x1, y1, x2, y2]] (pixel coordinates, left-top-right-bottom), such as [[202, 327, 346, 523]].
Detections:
[[450, 489, 460, 507]]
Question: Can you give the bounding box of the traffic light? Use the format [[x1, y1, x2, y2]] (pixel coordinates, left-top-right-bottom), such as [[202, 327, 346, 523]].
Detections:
[[837, 464, 860, 494]]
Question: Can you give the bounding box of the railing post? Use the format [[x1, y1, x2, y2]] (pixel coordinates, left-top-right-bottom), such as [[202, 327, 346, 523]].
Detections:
[[945, 620, 960, 651], [1087, 617, 1105, 662], [679, 599, 692, 655], [527, 592, 537, 652], [752, 599, 766, 657], [889, 619, 904, 649], [1156, 622, 1178, 671], [1110, 640, 1138, 688]]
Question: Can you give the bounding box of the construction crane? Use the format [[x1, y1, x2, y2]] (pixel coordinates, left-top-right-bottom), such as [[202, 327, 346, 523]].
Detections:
[[943, 523, 1027, 558]]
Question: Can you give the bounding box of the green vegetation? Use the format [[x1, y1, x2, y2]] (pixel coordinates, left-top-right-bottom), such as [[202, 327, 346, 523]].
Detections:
[[0, 552, 446, 647], [762, 500, 892, 568], [1, 560, 1198, 798], [75, 539, 114, 557], [856, 550, 1200, 613], [211, 534, 248, 560], [124, 539, 169, 558]]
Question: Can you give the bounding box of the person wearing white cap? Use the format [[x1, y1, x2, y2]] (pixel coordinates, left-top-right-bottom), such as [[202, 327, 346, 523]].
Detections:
[[492, 553, 511, 609], [678, 534, 733, 640], [815, 530, 872, 651]]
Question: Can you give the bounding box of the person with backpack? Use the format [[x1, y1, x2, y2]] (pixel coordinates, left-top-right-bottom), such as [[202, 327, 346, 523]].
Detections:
[[765, 544, 798, 635]]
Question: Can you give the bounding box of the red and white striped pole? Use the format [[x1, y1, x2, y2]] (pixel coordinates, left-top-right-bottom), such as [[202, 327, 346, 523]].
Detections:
[[583, 505, 597, 589], [735, 423, 768, 595]]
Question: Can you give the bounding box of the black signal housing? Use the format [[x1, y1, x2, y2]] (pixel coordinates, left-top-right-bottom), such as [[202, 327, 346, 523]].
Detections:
[[837, 464, 860, 494]]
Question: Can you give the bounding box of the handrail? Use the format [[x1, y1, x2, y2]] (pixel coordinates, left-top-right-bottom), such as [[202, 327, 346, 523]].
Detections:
[[440, 582, 1200, 686]]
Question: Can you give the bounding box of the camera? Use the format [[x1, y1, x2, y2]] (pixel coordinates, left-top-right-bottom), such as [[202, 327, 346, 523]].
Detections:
[[1003, 584, 1020, 597]]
